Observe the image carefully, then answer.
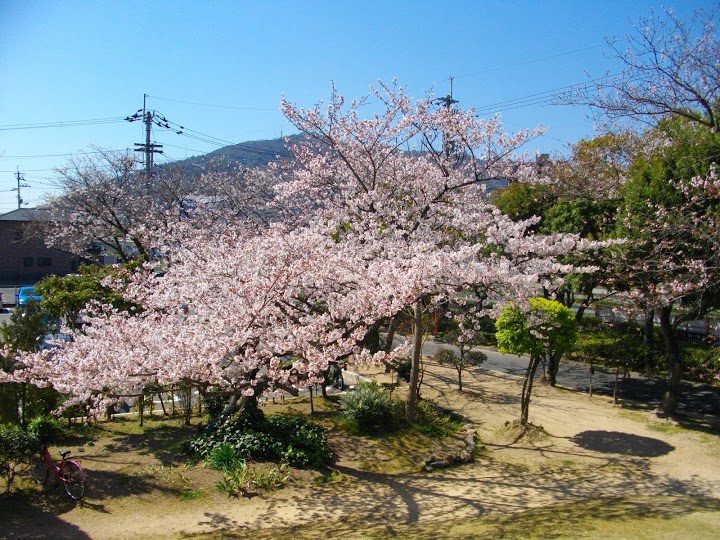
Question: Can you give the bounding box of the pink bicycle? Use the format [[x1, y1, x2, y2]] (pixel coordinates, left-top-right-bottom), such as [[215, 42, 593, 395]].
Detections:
[[30, 445, 86, 500]]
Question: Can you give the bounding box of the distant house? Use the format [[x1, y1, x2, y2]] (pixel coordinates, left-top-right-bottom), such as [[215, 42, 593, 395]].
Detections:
[[0, 208, 80, 286]]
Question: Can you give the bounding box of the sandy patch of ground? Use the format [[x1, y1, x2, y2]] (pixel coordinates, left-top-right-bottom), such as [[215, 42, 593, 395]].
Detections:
[[2, 359, 719, 539]]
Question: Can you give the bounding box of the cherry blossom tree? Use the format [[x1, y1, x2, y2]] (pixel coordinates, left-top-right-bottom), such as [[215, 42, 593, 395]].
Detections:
[[278, 82, 601, 420], [3, 84, 600, 422], [569, 5, 720, 132], [44, 149, 277, 264]]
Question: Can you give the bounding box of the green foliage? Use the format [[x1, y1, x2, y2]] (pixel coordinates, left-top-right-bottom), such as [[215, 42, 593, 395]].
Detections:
[[541, 199, 617, 240], [205, 443, 243, 471], [0, 424, 39, 492], [0, 302, 60, 425], [571, 328, 650, 368], [27, 415, 62, 445], [621, 119, 720, 232], [411, 399, 464, 437], [0, 299, 49, 352], [216, 461, 290, 497], [496, 298, 578, 358], [191, 410, 331, 469], [266, 415, 331, 467], [434, 347, 487, 370], [36, 262, 142, 329], [491, 182, 556, 223], [681, 344, 720, 383], [340, 381, 404, 435]]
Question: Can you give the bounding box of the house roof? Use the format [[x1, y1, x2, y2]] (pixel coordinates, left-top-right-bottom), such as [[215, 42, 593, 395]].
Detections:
[[0, 208, 53, 222]]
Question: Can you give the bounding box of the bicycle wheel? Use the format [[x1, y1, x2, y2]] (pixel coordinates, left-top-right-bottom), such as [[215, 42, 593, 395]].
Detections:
[[61, 461, 86, 500], [30, 456, 47, 484]]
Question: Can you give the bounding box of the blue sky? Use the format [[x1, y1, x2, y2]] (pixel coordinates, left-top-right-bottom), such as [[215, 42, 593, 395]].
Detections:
[[0, 0, 714, 212]]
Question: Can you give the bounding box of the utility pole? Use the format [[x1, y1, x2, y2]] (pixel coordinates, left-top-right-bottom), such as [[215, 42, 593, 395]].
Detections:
[[125, 94, 165, 186], [12, 168, 30, 209], [435, 77, 459, 159], [436, 76, 458, 109]]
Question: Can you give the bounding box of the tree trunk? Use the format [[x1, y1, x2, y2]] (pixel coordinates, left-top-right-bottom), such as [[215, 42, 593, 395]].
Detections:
[[184, 387, 192, 425], [138, 394, 144, 427], [547, 351, 562, 387], [520, 355, 542, 425], [157, 392, 167, 416], [457, 367, 463, 392], [406, 300, 423, 422], [384, 316, 398, 353], [20, 383, 28, 429], [658, 305, 681, 416], [613, 365, 620, 405], [644, 308, 655, 367]]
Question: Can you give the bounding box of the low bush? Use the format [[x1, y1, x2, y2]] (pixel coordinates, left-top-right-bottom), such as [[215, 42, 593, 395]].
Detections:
[[205, 443, 243, 471], [340, 381, 404, 435], [266, 415, 331, 467], [27, 414, 62, 445], [190, 406, 331, 469], [682, 345, 720, 383], [0, 424, 39, 492], [412, 399, 464, 437]]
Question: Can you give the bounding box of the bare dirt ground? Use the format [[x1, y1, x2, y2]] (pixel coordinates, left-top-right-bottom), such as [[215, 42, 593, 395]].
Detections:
[[3, 359, 720, 539]]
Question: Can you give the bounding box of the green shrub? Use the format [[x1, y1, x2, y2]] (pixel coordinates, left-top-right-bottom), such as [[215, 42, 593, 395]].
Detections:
[[202, 395, 227, 422], [266, 415, 331, 467], [27, 415, 62, 445], [205, 443, 243, 471], [190, 408, 331, 469], [412, 399, 463, 436], [682, 344, 720, 383], [0, 424, 39, 492], [340, 381, 403, 434], [570, 327, 658, 372]]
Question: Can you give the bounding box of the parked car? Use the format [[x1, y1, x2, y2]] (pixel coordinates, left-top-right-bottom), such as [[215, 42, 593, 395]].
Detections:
[[16, 286, 41, 306], [40, 332, 73, 351]]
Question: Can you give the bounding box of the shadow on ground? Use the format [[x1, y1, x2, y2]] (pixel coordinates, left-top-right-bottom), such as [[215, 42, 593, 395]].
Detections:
[[572, 430, 675, 457]]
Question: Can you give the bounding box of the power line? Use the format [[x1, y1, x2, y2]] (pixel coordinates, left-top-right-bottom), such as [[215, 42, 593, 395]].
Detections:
[[0, 117, 127, 131], [0, 149, 131, 160], [0, 168, 54, 172]]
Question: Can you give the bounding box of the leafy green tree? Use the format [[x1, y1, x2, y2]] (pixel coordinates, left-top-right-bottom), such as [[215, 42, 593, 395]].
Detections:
[[491, 182, 556, 226], [0, 301, 58, 426], [493, 134, 634, 322], [609, 118, 720, 415], [36, 262, 141, 330], [496, 298, 577, 425]]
